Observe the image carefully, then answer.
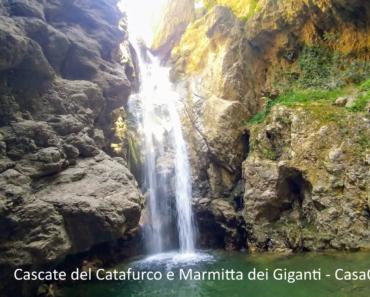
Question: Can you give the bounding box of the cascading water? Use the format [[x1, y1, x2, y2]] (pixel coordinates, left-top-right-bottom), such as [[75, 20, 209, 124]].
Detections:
[[118, 0, 195, 254]]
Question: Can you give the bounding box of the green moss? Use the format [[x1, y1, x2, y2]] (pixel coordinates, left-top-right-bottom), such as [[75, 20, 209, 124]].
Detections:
[[356, 132, 370, 151], [359, 78, 370, 91], [247, 98, 274, 124], [261, 147, 277, 160], [347, 91, 370, 112], [273, 46, 370, 92], [247, 88, 346, 125], [203, 0, 260, 20], [277, 88, 344, 105], [303, 103, 347, 125], [127, 132, 139, 165]]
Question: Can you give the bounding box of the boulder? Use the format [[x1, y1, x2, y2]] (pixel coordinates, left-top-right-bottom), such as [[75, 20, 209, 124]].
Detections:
[[243, 105, 370, 252], [0, 153, 143, 267]]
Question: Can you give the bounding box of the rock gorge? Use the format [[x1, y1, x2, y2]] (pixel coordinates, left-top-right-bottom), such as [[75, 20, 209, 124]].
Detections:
[[0, 0, 369, 295]]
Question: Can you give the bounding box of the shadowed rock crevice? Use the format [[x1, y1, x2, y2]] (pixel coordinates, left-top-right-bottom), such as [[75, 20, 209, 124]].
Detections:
[[273, 167, 312, 221], [194, 198, 246, 250]]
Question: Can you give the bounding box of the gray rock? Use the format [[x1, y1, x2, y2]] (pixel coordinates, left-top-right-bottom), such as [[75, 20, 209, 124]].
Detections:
[[194, 197, 246, 250], [243, 106, 370, 252], [7, 0, 45, 19], [36, 155, 143, 253], [0, 154, 143, 267], [0, 2, 141, 293], [333, 96, 348, 106], [66, 134, 99, 157]]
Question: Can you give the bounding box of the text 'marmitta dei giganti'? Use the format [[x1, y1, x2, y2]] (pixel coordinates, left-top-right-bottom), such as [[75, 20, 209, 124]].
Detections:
[[13, 267, 370, 283]]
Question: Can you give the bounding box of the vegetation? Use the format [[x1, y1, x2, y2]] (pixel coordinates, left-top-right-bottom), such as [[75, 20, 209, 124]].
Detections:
[[203, 0, 260, 20], [247, 88, 347, 124], [348, 79, 370, 112], [274, 46, 370, 91], [111, 108, 128, 154], [247, 46, 369, 125], [247, 81, 370, 125]]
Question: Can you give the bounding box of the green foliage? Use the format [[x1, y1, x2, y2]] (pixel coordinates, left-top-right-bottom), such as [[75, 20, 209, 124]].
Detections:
[[356, 133, 370, 151], [240, 15, 249, 22], [274, 46, 370, 92], [251, 45, 370, 125], [298, 46, 333, 88], [247, 88, 345, 124], [323, 32, 340, 42], [346, 79, 370, 112], [347, 91, 370, 112], [261, 147, 277, 160], [276, 88, 344, 105], [248, 99, 274, 124], [203, 0, 260, 20], [359, 78, 370, 91]]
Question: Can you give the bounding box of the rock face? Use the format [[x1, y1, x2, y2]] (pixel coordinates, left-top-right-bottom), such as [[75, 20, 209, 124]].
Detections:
[[194, 197, 246, 250], [0, 0, 143, 292], [152, 0, 195, 60], [173, 6, 254, 198], [244, 105, 370, 252], [166, 0, 370, 197], [0, 153, 142, 267], [153, 0, 369, 251]]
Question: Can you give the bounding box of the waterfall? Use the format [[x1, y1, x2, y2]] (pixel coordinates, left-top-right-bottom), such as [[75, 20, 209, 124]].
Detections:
[[119, 0, 195, 254]]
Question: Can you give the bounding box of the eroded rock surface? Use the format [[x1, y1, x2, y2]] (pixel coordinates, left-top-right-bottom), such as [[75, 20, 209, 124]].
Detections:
[[194, 197, 246, 250], [154, 0, 369, 252], [175, 6, 253, 198], [0, 0, 143, 291], [152, 0, 195, 60], [244, 105, 370, 252]]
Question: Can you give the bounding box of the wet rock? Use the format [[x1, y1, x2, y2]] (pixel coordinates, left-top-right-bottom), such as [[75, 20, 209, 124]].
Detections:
[[194, 197, 246, 250], [168, 7, 255, 196], [48, 115, 85, 136], [35, 154, 143, 253], [7, 0, 45, 19], [0, 18, 54, 92]]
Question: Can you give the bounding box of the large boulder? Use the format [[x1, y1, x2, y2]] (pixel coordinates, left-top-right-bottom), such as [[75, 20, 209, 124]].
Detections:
[[0, 153, 143, 268], [243, 105, 370, 252]]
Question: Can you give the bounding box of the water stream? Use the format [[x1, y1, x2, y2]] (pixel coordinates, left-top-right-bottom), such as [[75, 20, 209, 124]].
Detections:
[[61, 3, 370, 297], [119, 0, 195, 254], [64, 251, 370, 297]]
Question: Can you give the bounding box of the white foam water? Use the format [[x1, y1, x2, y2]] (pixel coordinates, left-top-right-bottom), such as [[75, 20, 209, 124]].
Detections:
[[133, 251, 215, 272], [119, 0, 195, 255]]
